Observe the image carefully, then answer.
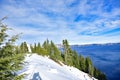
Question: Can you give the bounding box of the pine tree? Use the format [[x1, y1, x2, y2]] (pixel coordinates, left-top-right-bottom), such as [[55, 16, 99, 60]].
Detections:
[[94, 67, 107, 80], [20, 42, 28, 53], [85, 57, 94, 76], [79, 55, 86, 71], [63, 39, 68, 64], [31, 42, 48, 56], [42, 39, 51, 55], [38, 42, 41, 49], [72, 50, 79, 68], [37, 42, 41, 54], [0, 18, 24, 79], [50, 41, 62, 61], [62, 39, 73, 66]]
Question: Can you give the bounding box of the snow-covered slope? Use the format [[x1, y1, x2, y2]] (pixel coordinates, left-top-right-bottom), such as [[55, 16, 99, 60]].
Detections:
[[18, 53, 97, 80]]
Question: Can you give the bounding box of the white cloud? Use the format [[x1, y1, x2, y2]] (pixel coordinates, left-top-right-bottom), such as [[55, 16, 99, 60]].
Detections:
[[1, 0, 120, 44]]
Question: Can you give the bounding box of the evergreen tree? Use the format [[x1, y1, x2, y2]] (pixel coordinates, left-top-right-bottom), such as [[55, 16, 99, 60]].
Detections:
[[0, 18, 24, 79], [85, 57, 94, 76], [35, 42, 41, 54], [72, 50, 79, 68], [42, 39, 51, 55], [62, 39, 73, 66], [94, 67, 107, 80], [20, 42, 28, 53], [79, 55, 86, 71], [50, 41, 62, 61], [31, 42, 48, 56], [38, 42, 41, 49]]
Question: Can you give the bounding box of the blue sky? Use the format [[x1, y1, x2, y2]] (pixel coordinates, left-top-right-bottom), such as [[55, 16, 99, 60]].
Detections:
[[0, 0, 120, 44]]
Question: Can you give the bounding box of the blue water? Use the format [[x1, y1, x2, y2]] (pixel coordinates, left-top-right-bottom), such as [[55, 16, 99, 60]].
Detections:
[[71, 43, 120, 80]]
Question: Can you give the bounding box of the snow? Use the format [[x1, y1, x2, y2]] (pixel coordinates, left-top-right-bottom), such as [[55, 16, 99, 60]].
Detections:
[[27, 44, 31, 53], [18, 53, 97, 80]]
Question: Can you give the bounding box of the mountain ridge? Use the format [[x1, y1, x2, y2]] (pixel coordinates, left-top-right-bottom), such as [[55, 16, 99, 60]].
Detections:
[[18, 53, 97, 80]]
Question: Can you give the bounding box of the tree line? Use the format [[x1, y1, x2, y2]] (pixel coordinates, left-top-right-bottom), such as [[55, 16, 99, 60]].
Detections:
[[30, 39, 107, 80]]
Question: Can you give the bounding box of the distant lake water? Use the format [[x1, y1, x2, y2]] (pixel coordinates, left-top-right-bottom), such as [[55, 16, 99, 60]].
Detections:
[[71, 43, 120, 80]]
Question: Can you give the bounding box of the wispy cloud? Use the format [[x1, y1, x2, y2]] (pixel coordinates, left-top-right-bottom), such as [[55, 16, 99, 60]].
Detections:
[[0, 0, 120, 44]]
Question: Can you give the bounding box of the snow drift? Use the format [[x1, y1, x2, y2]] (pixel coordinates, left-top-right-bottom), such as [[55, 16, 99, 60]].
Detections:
[[18, 53, 97, 80]]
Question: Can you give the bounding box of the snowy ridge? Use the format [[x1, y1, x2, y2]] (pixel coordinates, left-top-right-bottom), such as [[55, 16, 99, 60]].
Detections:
[[18, 53, 97, 80]]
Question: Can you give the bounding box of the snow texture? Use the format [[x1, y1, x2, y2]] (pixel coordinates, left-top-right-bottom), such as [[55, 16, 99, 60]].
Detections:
[[18, 53, 97, 80], [27, 44, 31, 53]]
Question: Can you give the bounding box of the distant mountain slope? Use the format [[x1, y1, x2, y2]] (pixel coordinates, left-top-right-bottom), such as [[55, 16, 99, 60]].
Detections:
[[18, 53, 97, 80], [71, 43, 120, 52]]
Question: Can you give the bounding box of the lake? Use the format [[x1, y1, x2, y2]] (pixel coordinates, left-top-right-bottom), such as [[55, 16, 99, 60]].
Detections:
[[71, 43, 120, 80]]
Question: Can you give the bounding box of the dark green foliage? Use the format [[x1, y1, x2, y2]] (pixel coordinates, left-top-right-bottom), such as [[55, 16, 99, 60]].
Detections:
[[31, 42, 49, 56], [94, 67, 107, 80], [61, 53, 65, 61], [0, 18, 24, 80], [62, 39, 73, 66], [85, 57, 94, 76], [72, 50, 79, 68], [49, 41, 62, 61], [31, 40, 63, 62], [42, 39, 51, 54], [79, 55, 86, 71], [20, 42, 28, 53]]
